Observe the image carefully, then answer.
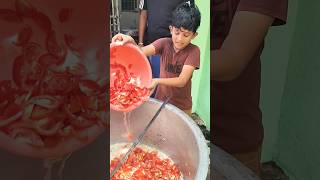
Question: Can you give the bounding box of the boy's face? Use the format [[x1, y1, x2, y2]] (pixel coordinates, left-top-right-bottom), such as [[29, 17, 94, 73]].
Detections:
[[169, 26, 197, 51]]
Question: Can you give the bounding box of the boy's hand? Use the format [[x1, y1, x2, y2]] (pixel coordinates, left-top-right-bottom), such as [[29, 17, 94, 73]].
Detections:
[[111, 33, 136, 45], [148, 78, 159, 94]]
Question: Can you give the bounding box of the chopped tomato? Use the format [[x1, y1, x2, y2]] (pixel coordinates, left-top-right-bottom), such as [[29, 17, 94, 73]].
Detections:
[[1, 0, 105, 157], [110, 63, 149, 111], [110, 147, 182, 180], [40, 71, 75, 95], [31, 10, 52, 33], [64, 34, 83, 52], [12, 54, 45, 90], [46, 30, 65, 58], [79, 79, 101, 96], [0, 9, 23, 22], [58, 8, 72, 23], [15, 0, 36, 17], [38, 53, 64, 67], [14, 25, 33, 46]]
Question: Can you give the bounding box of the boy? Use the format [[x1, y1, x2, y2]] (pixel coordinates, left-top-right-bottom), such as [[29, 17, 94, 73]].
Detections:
[[112, 2, 201, 116], [138, 0, 189, 98]]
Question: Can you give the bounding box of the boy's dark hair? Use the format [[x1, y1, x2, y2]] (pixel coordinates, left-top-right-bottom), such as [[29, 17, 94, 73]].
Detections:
[[171, 1, 201, 33]]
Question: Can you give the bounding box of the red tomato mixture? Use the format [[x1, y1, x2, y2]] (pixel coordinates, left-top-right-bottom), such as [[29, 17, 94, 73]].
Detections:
[[110, 147, 182, 180], [110, 63, 149, 110], [0, 0, 107, 149]]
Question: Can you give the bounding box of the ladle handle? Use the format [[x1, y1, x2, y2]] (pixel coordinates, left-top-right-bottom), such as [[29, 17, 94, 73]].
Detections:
[[110, 95, 171, 177], [135, 95, 171, 142]]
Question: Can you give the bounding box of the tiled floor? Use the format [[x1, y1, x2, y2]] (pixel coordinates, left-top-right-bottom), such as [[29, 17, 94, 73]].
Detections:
[[261, 161, 290, 180], [190, 113, 210, 140]]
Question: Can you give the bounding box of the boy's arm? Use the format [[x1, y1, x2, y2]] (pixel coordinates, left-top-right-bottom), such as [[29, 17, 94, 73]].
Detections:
[[141, 44, 156, 57], [212, 11, 274, 81], [150, 65, 195, 89]]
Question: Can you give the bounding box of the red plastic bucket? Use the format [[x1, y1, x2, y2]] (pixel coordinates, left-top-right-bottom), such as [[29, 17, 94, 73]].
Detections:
[[110, 43, 152, 112]]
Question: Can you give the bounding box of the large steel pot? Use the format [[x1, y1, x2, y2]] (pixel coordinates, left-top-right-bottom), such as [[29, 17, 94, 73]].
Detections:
[[110, 98, 209, 180]]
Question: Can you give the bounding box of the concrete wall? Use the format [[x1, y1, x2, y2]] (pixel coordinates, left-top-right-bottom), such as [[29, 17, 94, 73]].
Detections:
[[274, 0, 320, 179], [260, 0, 320, 179], [191, 0, 211, 128], [260, 0, 298, 162]]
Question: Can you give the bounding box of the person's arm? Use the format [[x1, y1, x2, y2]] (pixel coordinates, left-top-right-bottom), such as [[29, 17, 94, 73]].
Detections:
[[138, 10, 147, 46], [149, 65, 195, 89], [111, 33, 156, 56], [212, 11, 274, 81], [141, 44, 155, 56]]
